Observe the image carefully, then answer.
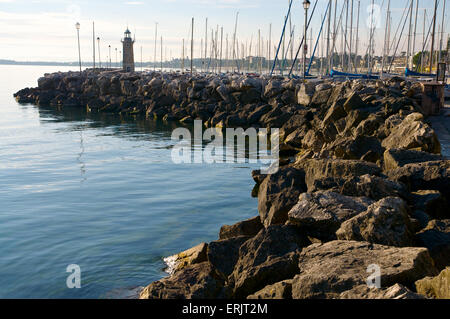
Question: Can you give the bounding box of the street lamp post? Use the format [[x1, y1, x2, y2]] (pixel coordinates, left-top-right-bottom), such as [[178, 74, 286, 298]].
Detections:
[[108, 45, 111, 69], [75, 22, 82, 73], [115, 48, 118, 68], [97, 37, 101, 68], [303, 0, 310, 80]]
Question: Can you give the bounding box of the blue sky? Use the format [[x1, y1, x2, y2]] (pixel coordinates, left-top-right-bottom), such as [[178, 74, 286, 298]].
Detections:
[[0, 0, 448, 62]]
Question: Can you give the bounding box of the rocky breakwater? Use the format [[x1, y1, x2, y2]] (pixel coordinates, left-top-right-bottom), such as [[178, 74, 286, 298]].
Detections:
[[14, 70, 450, 299]]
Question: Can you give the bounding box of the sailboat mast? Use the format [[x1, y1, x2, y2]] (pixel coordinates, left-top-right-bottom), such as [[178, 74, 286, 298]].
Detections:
[[348, 0, 353, 71], [332, 0, 337, 72], [191, 17, 194, 76], [232, 12, 239, 72], [344, 0, 348, 71], [407, 0, 414, 70], [219, 27, 223, 73], [205, 18, 208, 73], [93, 22, 96, 69], [368, 0, 374, 74], [182, 39, 185, 72], [382, 0, 391, 77], [439, 0, 446, 62], [430, 0, 438, 73], [326, 0, 332, 75], [154, 22, 158, 71], [354, 0, 360, 73], [269, 23, 272, 74], [422, 9, 426, 72], [413, 0, 419, 63]]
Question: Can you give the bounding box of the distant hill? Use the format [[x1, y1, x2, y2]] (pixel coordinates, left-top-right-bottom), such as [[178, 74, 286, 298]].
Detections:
[[0, 59, 84, 66]]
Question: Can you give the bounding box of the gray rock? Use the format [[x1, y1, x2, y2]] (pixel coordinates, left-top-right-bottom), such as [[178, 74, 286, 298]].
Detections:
[[247, 279, 293, 299], [415, 267, 450, 299], [163, 243, 208, 274], [340, 174, 409, 201], [343, 91, 367, 113], [296, 159, 381, 192], [288, 191, 374, 241], [229, 225, 310, 298], [336, 197, 414, 247], [383, 148, 443, 171], [219, 216, 263, 240], [322, 102, 347, 127], [386, 160, 450, 200], [310, 88, 332, 107], [326, 135, 384, 162], [354, 113, 384, 137], [382, 113, 441, 154], [415, 220, 450, 271], [291, 240, 438, 299], [207, 236, 250, 277], [139, 262, 226, 299], [264, 80, 282, 98], [296, 83, 316, 106], [257, 167, 307, 227], [302, 129, 325, 153], [339, 283, 425, 299], [411, 190, 449, 219]]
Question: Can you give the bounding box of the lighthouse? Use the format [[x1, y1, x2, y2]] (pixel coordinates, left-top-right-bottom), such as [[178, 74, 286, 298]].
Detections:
[[121, 28, 135, 72]]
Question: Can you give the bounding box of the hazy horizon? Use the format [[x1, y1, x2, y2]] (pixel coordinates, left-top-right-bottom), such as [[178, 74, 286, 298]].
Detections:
[[1, 0, 448, 63]]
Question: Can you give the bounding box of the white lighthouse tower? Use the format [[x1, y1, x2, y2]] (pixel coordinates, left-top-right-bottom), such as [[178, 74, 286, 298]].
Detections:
[[121, 28, 135, 72]]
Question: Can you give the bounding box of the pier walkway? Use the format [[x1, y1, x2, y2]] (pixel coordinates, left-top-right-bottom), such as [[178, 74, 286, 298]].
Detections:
[[429, 101, 450, 158]]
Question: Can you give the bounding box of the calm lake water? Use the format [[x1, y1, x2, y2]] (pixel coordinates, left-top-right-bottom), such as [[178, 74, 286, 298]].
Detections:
[[0, 65, 258, 298]]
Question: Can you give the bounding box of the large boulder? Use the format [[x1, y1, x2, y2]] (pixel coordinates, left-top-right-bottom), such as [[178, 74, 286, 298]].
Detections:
[[219, 216, 263, 240], [247, 104, 271, 124], [322, 102, 347, 127], [296, 83, 316, 106], [257, 167, 307, 227], [325, 135, 384, 162], [343, 91, 367, 113], [296, 159, 381, 192], [247, 279, 293, 299], [139, 262, 226, 299], [229, 225, 310, 298], [339, 284, 425, 299], [310, 88, 333, 107], [340, 174, 409, 201], [291, 240, 438, 299], [415, 220, 450, 271], [207, 236, 250, 277], [354, 113, 384, 137], [411, 190, 449, 219], [381, 113, 441, 154], [288, 191, 374, 241], [383, 149, 443, 171], [264, 80, 282, 99], [336, 197, 415, 247], [386, 160, 450, 200], [163, 243, 208, 274], [415, 267, 450, 299]]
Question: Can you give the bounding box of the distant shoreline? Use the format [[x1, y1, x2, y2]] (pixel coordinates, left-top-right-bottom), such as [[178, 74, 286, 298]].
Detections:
[[0, 60, 100, 67]]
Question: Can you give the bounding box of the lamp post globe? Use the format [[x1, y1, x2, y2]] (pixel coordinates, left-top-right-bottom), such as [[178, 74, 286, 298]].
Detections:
[[303, 0, 310, 9]]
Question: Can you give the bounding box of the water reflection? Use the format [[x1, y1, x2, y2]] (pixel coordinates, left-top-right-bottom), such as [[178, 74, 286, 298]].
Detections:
[[35, 105, 178, 142]]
